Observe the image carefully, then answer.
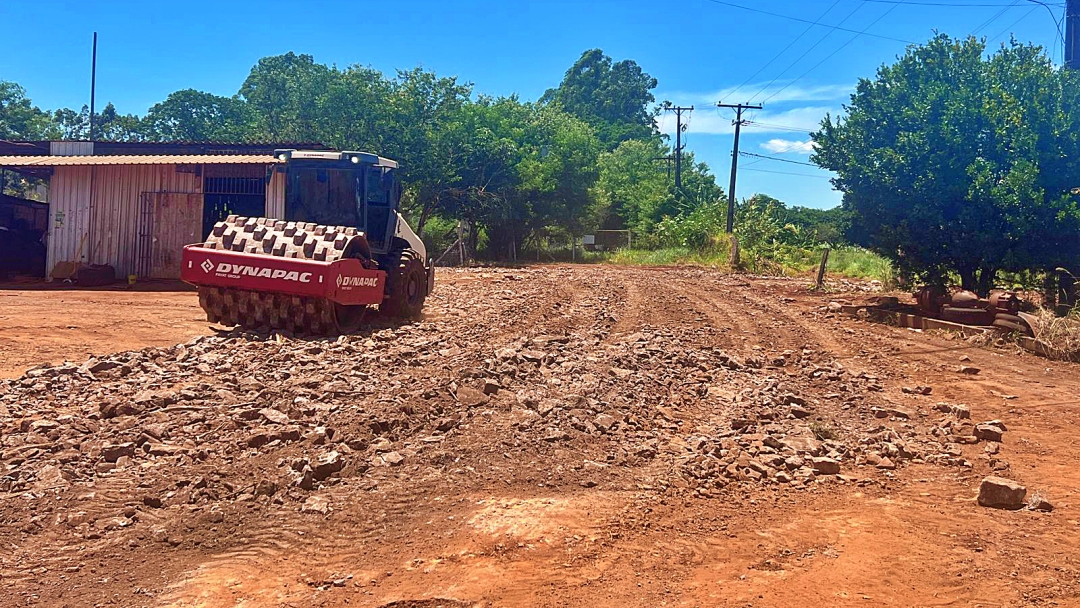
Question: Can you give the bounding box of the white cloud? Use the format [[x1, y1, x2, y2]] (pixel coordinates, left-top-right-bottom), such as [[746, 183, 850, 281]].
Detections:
[[761, 139, 818, 154], [655, 105, 834, 136]]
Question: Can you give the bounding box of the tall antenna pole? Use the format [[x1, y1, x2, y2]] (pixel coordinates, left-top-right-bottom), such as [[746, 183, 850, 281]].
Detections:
[[1067, 0, 1079, 70], [89, 32, 98, 143], [718, 102, 762, 233]]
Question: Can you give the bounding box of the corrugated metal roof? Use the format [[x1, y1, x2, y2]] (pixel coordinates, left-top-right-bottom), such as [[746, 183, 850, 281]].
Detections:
[[0, 154, 278, 167]]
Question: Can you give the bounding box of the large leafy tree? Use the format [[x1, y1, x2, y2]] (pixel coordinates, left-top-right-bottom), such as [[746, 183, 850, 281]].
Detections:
[[384, 67, 473, 234], [0, 81, 58, 139], [813, 35, 1080, 293], [541, 49, 659, 148], [592, 138, 672, 232], [239, 52, 333, 142], [142, 90, 258, 141]]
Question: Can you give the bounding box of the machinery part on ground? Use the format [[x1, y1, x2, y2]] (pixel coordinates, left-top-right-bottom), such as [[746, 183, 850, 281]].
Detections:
[[915, 285, 947, 315], [989, 291, 1021, 314], [949, 290, 982, 308], [193, 215, 378, 334], [992, 312, 1034, 336], [940, 305, 996, 326]]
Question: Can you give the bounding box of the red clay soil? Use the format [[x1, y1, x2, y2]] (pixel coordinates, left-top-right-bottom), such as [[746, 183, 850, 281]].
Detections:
[[0, 284, 208, 379], [0, 266, 1077, 607]]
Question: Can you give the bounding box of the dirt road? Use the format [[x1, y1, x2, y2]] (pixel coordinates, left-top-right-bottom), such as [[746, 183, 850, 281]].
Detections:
[[1, 266, 1077, 607], [0, 284, 208, 379]]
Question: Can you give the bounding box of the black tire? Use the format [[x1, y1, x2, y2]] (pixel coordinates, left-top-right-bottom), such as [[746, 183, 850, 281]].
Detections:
[[381, 253, 427, 319]]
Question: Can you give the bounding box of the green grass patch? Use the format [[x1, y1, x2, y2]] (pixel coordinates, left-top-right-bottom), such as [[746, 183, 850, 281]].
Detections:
[[607, 246, 732, 268], [595, 243, 893, 284]]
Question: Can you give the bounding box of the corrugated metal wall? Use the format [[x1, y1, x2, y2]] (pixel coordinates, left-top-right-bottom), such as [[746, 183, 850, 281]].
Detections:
[[87, 165, 201, 277], [46, 166, 92, 274], [266, 169, 285, 219], [47, 164, 201, 278], [50, 142, 94, 156], [47, 163, 281, 279]]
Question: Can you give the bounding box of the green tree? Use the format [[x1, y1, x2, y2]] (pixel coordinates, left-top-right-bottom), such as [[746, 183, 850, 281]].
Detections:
[[383, 67, 473, 235], [142, 90, 258, 141], [239, 52, 333, 141], [782, 204, 848, 244], [314, 65, 393, 152], [541, 49, 659, 148], [53, 103, 143, 141], [592, 138, 672, 232], [0, 81, 57, 139], [813, 35, 1080, 293]]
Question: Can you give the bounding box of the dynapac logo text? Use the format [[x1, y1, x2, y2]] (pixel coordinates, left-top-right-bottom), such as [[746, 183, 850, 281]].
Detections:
[[336, 275, 379, 288], [212, 262, 312, 283]]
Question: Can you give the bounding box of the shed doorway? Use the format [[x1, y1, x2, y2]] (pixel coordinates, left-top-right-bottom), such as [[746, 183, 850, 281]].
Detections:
[[202, 165, 267, 239], [135, 192, 203, 279]]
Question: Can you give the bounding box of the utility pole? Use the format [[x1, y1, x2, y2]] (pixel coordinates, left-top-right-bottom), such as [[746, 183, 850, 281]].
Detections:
[[1068, 0, 1079, 70], [718, 102, 762, 233], [664, 105, 694, 198]]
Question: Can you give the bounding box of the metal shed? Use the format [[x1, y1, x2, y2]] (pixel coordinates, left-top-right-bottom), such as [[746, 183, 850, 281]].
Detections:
[[0, 144, 299, 280]]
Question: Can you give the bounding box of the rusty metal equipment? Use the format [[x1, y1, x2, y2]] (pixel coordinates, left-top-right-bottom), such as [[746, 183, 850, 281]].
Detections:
[[180, 150, 433, 334], [913, 286, 1033, 335]]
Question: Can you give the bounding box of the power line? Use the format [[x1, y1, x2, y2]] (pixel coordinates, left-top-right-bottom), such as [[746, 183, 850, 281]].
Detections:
[[700, 0, 916, 43], [987, 5, 1041, 42], [723, 0, 843, 103], [749, 2, 867, 103], [740, 151, 819, 166], [745, 121, 816, 133], [972, 0, 1022, 35], [762, 4, 902, 105], [860, 0, 1060, 6], [742, 167, 833, 179]]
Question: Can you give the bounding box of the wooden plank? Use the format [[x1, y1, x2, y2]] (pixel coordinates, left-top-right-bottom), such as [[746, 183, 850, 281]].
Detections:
[[150, 193, 203, 279]]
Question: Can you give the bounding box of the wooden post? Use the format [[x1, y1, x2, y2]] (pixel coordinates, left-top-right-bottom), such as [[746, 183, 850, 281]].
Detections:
[[730, 235, 740, 268], [816, 248, 831, 289]]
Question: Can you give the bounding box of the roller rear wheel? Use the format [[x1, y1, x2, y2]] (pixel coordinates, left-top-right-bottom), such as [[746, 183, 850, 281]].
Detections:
[[381, 253, 427, 319]]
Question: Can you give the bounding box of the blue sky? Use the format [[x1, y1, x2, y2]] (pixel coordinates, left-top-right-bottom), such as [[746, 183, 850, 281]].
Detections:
[[0, 0, 1069, 208]]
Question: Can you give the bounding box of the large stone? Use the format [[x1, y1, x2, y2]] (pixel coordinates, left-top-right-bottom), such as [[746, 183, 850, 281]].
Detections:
[[782, 436, 824, 456], [259, 408, 290, 425], [311, 451, 345, 481], [594, 414, 618, 433], [973, 424, 1003, 443], [977, 476, 1026, 509], [300, 495, 331, 515], [455, 387, 489, 407], [811, 457, 840, 475], [101, 442, 136, 463]]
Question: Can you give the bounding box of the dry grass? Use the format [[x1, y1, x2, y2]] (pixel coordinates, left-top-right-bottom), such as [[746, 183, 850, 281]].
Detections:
[[1028, 308, 1080, 362]]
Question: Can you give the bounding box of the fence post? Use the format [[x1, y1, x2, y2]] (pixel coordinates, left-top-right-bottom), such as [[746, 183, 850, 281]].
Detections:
[[816, 248, 831, 289]]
